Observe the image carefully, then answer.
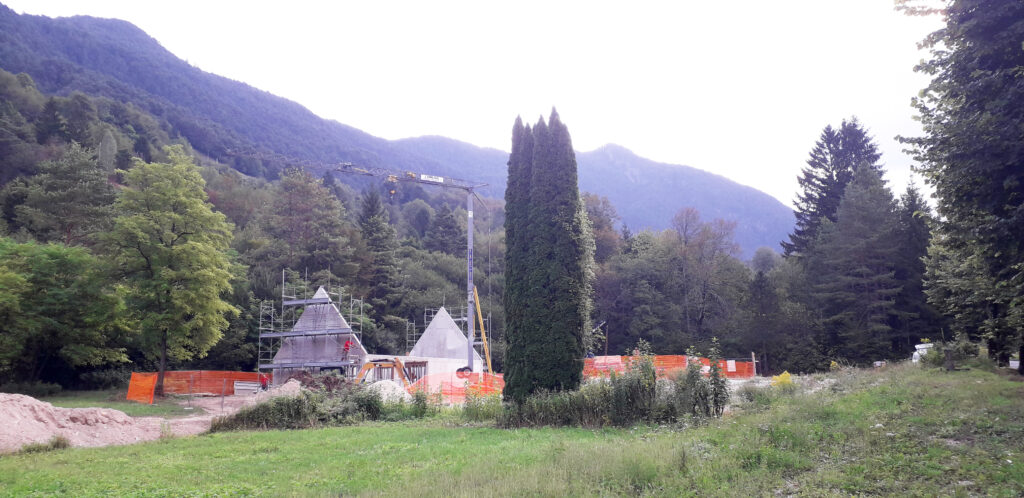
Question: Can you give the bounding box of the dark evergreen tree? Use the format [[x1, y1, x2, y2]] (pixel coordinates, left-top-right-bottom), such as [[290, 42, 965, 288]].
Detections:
[[901, 0, 1024, 369], [808, 166, 902, 363], [504, 110, 593, 402], [423, 204, 464, 255], [503, 116, 533, 401], [890, 184, 944, 353], [783, 119, 882, 257]]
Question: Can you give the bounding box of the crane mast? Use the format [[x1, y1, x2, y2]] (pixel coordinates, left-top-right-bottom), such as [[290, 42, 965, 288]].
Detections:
[[334, 163, 487, 371]]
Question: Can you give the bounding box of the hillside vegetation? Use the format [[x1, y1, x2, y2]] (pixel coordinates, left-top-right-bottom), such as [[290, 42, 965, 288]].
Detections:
[[0, 4, 794, 255], [2, 362, 1022, 496]]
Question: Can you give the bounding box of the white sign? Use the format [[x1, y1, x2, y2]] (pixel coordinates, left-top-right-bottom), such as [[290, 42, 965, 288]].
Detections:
[[420, 174, 444, 183], [727, 360, 736, 372], [468, 210, 473, 218]]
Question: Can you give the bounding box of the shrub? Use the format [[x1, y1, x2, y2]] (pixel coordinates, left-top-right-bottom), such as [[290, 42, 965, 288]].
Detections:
[[463, 391, 502, 422], [737, 384, 772, 409], [0, 381, 62, 398], [921, 336, 979, 369], [770, 371, 796, 394], [211, 391, 328, 431], [19, 435, 70, 454]]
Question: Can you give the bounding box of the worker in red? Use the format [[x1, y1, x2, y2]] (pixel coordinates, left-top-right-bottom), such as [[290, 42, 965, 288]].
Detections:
[[343, 337, 354, 361], [259, 373, 269, 391]]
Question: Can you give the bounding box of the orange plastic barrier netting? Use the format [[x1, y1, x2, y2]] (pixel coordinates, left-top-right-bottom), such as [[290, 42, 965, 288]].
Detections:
[[126, 371, 269, 404], [408, 372, 505, 404], [583, 355, 756, 379], [126, 372, 157, 404]]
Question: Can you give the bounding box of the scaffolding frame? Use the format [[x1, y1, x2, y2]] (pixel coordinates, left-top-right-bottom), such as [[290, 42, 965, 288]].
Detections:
[[257, 270, 369, 381]]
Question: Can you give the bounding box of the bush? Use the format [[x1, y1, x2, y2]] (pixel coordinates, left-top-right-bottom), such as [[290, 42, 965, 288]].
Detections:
[[463, 391, 502, 422], [737, 384, 772, 409], [210, 381, 387, 432], [0, 381, 62, 398], [921, 336, 979, 370], [771, 372, 797, 394], [19, 435, 70, 454]]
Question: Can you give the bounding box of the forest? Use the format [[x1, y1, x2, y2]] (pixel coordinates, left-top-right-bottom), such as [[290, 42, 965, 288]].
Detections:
[[0, 0, 1021, 394]]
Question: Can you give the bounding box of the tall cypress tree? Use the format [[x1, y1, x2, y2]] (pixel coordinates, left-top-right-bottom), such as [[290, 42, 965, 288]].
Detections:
[[783, 119, 882, 257], [504, 110, 592, 402]]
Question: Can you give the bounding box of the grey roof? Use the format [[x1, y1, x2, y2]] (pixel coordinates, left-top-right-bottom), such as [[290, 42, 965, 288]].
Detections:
[[272, 287, 366, 366], [410, 307, 482, 363]]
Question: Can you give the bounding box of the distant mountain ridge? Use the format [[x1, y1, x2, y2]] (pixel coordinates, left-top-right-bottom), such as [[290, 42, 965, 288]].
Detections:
[[0, 4, 794, 256]]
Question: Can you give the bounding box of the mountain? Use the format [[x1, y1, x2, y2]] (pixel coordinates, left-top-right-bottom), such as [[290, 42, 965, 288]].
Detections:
[[393, 137, 794, 256], [0, 5, 793, 256]]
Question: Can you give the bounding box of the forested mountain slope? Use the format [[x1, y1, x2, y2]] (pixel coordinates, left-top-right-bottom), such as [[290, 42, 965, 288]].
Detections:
[[0, 4, 793, 255]]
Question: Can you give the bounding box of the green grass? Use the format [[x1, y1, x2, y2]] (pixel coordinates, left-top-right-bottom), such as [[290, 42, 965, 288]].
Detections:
[[39, 389, 202, 417], [3, 361, 1023, 496]]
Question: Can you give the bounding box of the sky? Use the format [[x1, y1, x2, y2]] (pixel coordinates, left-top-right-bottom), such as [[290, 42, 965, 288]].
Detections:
[[5, 1, 944, 207]]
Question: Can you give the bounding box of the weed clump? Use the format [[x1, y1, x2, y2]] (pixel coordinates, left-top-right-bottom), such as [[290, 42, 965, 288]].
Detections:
[[18, 435, 70, 454]]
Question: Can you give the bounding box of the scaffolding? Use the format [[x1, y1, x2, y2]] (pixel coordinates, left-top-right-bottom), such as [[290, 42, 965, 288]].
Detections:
[[257, 271, 369, 382]]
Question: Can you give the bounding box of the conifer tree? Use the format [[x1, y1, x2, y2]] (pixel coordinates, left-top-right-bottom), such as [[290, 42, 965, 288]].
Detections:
[[423, 204, 464, 255], [504, 110, 593, 402], [783, 119, 882, 257], [808, 166, 902, 363], [12, 143, 115, 246]]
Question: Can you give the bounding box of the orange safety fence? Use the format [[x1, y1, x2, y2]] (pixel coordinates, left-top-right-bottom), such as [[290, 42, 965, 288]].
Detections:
[[126, 370, 270, 404], [583, 355, 756, 379], [126, 372, 157, 404], [408, 372, 504, 404]]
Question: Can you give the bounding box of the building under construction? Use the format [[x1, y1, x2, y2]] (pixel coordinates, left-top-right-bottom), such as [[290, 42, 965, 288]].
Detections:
[[258, 276, 487, 386]]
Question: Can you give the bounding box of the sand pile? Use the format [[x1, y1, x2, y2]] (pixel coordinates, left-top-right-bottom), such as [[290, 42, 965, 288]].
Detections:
[[248, 378, 303, 406], [0, 393, 157, 453], [367, 380, 412, 403]]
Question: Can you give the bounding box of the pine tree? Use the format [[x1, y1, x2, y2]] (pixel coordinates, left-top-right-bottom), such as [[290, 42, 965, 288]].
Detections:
[[423, 204, 464, 255], [783, 119, 882, 257], [357, 190, 399, 317], [503, 110, 593, 402], [808, 166, 902, 363], [891, 184, 944, 353], [13, 143, 115, 246]]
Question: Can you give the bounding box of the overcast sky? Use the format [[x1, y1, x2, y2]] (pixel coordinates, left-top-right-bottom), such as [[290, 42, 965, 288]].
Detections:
[[6, 1, 944, 207]]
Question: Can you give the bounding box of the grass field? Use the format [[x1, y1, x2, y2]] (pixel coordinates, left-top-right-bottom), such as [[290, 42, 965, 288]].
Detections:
[[3, 361, 1023, 496], [40, 389, 203, 417]]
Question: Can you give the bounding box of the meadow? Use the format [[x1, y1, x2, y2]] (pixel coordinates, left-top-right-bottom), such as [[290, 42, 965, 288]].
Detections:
[[2, 361, 1023, 497]]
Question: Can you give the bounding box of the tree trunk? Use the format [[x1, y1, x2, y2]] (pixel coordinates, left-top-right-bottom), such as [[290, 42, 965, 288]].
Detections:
[[155, 332, 168, 397], [1018, 344, 1024, 375]]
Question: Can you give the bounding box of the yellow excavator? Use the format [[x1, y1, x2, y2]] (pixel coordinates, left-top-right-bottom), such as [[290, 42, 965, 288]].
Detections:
[[354, 358, 411, 388]]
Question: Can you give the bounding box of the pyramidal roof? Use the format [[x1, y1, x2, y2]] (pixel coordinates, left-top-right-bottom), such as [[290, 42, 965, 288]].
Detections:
[[410, 307, 483, 363], [291, 287, 351, 333]]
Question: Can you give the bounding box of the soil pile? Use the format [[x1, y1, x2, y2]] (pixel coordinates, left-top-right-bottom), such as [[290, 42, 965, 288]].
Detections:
[[0, 393, 155, 452]]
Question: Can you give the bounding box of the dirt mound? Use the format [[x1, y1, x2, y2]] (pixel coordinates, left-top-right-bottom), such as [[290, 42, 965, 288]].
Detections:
[[249, 378, 303, 406], [0, 393, 158, 453], [367, 380, 412, 403]]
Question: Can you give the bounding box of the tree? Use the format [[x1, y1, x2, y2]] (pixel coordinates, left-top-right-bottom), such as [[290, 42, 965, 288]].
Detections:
[[254, 168, 354, 281], [783, 118, 882, 257], [900, 0, 1024, 369], [107, 146, 237, 395], [423, 204, 463, 255], [583, 193, 622, 263], [0, 238, 131, 385], [890, 184, 945, 352], [808, 166, 902, 363], [357, 189, 403, 353], [503, 110, 594, 402], [12, 143, 115, 245]]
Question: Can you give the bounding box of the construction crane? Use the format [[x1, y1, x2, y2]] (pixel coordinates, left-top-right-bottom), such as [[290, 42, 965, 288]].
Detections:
[[334, 162, 488, 371]]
